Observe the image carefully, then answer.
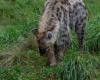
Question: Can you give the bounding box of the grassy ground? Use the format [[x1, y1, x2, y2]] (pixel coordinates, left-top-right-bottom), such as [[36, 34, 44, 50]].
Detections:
[[0, 0, 100, 80]]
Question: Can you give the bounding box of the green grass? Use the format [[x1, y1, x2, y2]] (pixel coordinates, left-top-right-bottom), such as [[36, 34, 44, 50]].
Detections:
[[0, 0, 100, 80]]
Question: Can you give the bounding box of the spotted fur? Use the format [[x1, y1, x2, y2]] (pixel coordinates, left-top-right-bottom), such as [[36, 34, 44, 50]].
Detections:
[[32, 0, 87, 66]]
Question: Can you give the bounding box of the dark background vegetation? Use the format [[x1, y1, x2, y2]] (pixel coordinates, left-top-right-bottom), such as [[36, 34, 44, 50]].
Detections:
[[0, 0, 100, 80]]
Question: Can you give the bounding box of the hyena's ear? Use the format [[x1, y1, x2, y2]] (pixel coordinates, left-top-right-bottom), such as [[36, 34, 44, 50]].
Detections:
[[32, 28, 38, 36]]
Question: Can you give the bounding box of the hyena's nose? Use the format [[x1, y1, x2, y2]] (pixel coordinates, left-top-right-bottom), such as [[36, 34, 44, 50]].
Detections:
[[39, 47, 46, 56]]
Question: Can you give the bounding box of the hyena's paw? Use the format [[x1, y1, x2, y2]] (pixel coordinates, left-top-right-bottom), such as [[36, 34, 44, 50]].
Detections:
[[47, 47, 57, 66], [50, 61, 57, 66], [49, 54, 57, 66]]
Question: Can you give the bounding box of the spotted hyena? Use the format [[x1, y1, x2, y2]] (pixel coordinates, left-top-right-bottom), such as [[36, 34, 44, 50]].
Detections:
[[32, 0, 87, 66]]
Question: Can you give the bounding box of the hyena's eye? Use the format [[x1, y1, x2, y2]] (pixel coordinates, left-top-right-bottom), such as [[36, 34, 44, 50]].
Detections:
[[47, 32, 52, 39]]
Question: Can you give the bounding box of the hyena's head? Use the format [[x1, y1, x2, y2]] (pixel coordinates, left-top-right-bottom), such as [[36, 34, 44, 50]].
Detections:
[[32, 28, 47, 56]]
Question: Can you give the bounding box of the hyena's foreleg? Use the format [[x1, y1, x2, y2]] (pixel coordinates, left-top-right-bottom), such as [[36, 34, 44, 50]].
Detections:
[[46, 44, 57, 66], [56, 46, 65, 61], [55, 32, 71, 61]]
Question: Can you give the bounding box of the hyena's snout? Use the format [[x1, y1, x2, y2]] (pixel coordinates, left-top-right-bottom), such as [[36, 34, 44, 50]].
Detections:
[[38, 40, 48, 56]]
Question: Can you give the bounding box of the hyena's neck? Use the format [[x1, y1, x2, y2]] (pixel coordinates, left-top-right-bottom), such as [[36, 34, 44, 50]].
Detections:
[[39, 0, 69, 33]]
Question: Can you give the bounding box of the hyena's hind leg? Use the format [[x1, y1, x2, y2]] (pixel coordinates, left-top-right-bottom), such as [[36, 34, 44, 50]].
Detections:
[[73, 2, 87, 51], [46, 44, 57, 66], [75, 18, 86, 51]]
